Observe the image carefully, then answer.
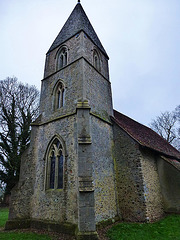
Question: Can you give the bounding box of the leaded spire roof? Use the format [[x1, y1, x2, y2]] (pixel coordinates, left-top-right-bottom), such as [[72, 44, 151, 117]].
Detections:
[[47, 3, 108, 58]]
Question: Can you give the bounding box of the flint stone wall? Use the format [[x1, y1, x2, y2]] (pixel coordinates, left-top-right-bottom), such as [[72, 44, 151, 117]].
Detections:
[[40, 60, 83, 122], [30, 115, 78, 224], [113, 123, 147, 222], [140, 149, 164, 221], [91, 116, 117, 223], [44, 32, 85, 79], [113, 123, 166, 222], [157, 157, 180, 213], [85, 61, 113, 119], [8, 126, 39, 220]]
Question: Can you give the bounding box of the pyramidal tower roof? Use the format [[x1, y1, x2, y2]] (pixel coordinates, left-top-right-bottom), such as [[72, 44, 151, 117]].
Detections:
[[47, 2, 108, 58]]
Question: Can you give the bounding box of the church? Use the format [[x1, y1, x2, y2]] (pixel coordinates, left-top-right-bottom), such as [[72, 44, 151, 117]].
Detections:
[[6, 2, 180, 240]]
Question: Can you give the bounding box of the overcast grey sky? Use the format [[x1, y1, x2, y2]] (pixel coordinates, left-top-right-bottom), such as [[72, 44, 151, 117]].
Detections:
[[0, 0, 179, 125]]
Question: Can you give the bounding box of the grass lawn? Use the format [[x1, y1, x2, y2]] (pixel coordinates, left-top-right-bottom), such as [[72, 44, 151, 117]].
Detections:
[[107, 215, 180, 240], [1, 208, 180, 240], [0, 231, 51, 240], [0, 208, 9, 228], [0, 208, 51, 240]]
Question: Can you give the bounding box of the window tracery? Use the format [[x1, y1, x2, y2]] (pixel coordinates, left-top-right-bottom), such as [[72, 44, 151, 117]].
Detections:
[[57, 47, 68, 70], [46, 138, 64, 190], [55, 82, 65, 109]]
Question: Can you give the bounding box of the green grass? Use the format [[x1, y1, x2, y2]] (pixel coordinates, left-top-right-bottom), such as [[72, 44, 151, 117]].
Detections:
[[0, 208, 51, 239], [1, 208, 180, 240], [0, 208, 9, 228], [0, 232, 51, 240], [107, 215, 180, 240]]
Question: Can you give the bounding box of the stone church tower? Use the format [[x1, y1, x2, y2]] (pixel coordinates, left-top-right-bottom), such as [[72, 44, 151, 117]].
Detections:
[[6, 2, 116, 239], [6, 1, 180, 240]]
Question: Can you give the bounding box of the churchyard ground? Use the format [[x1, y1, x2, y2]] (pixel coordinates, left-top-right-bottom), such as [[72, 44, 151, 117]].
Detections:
[[1, 208, 180, 239], [107, 214, 180, 240]]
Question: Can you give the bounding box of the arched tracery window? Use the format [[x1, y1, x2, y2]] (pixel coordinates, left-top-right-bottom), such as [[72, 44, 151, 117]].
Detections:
[[46, 138, 64, 190], [56, 82, 65, 109], [93, 49, 100, 71], [57, 47, 68, 70]]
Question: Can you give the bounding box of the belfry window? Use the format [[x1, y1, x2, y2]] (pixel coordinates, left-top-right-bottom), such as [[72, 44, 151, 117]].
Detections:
[[55, 82, 65, 109], [93, 50, 100, 71], [57, 47, 68, 70], [46, 138, 64, 190]]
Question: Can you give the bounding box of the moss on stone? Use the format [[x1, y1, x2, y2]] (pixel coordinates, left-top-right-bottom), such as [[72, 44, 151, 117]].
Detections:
[[96, 216, 120, 229], [31, 220, 77, 235], [31, 111, 76, 126], [5, 219, 77, 236], [5, 219, 31, 230], [76, 231, 99, 240], [90, 111, 112, 124]]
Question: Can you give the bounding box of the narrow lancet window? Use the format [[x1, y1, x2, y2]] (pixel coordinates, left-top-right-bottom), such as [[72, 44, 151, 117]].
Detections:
[[93, 50, 100, 71], [55, 82, 65, 109], [46, 138, 64, 190]]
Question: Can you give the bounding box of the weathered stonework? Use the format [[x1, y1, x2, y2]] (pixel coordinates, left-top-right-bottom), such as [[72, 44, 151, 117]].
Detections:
[[157, 157, 180, 213], [91, 116, 117, 223], [113, 124, 147, 222], [6, 2, 180, 239], [140, 148, 164, 221]]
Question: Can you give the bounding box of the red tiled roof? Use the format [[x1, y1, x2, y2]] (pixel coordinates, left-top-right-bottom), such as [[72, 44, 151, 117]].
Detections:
[[112, 109, 180, 160]]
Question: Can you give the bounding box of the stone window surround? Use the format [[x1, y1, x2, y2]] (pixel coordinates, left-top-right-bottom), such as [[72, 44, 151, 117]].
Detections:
[[56, 45, 68, 70], [92, 47, 101, 72], [52, 80, 65, 111], [56, 82, 65, 109], [45, 135, 66, 190]]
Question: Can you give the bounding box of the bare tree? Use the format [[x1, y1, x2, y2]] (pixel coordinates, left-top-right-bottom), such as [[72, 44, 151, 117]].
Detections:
[[149, 105, 180, 150], [150, 111, 177, 143], [0, 77, 40, 194], [174, 105, 180, 150], [175, 105, 180, 121], [149, 107, 180, 150]]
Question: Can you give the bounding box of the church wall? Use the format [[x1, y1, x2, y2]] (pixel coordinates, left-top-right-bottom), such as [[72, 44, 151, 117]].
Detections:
[[157, 157, 180, 213], [43, 29, 110, 81], [8, 125, 39, 221], [91, 116, 117, 223], [113, 123, 147, 222], [40, 60, 83, 122], [44, 32, 85, 78], [30, 115, 78, 224], [84, 60, 113, 119], [82, 32, 109, 80], [140, 149, 164, 221]]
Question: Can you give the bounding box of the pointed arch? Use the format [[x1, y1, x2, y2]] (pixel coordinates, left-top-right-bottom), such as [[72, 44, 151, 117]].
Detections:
[[56, 45, 68, 70], [45, 135, 66, 190], [52, 80, 65, 110], [93, 48, 101, 72]]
